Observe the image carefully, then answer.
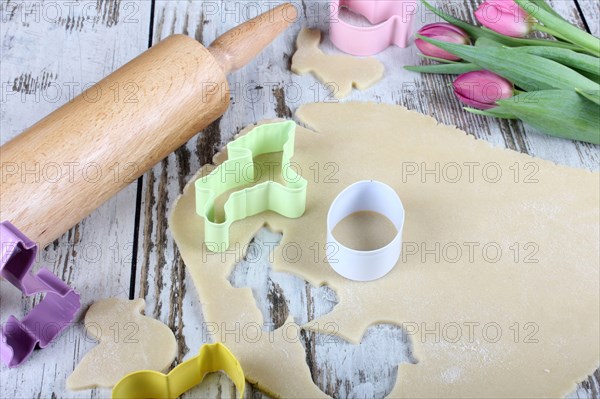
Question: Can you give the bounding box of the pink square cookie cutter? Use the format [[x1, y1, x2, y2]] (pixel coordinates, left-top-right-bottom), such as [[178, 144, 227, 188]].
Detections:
[[329, 0, 418, 56]]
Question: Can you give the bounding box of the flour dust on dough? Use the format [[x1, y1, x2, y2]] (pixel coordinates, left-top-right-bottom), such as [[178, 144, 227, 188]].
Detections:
[[291, 28, 384, 99], [67, 298, 177, 390], [169, 102, 599, 398]]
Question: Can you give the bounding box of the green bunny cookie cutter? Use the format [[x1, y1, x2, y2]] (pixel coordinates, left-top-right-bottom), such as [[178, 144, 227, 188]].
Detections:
[[195, 121, 307, 252]]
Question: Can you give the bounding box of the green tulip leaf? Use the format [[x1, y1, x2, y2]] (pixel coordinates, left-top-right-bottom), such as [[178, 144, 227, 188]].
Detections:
[[575, 88, 600, 105], [417, 54, 461, 64], [464, 107, 518, 119], [509, 46, 600, 76], [416, 35, 600, 92], [475, 37, 504, 48], [575, 69, 600, 85], [404, 63, 482, 74], [497, 90, 600, 144]]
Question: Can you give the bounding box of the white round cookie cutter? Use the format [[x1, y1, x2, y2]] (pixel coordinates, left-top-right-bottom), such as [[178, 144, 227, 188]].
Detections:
[[326, 180, 405, 281]]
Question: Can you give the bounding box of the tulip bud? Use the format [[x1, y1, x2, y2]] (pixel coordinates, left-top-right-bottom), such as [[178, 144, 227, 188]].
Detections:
[[415, 23, 471, 61], [475, 0, 534, 37], [453, 71, 514, 109]]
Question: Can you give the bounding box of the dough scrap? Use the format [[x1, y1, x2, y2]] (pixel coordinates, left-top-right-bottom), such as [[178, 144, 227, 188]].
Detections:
[[67, 298, 177, 390], [291, 28, 384, 99], [170, 103, 599, 398]]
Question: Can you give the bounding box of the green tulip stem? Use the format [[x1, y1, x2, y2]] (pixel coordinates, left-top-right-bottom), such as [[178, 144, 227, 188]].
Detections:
[[515, 0, 600, 56], [534, 23, 569, 42]]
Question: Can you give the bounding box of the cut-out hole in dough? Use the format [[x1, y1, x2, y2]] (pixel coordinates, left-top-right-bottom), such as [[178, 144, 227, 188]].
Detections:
[[227, 227, 418, 398], [228, 226, 338, 331], [332, 210, 398, 251], [301, 323, 418, 399]]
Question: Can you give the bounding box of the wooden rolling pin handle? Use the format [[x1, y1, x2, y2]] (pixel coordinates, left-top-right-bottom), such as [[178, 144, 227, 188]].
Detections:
[[0, 3, 296, 247], [208, 3, 298, 73]]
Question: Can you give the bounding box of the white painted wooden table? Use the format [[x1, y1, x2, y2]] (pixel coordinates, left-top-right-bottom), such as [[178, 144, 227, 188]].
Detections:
[[1, 1, 598, 398]]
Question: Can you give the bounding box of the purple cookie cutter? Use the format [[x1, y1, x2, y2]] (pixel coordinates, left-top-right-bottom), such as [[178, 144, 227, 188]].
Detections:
[[0, 221, 80, 367], [329, 0, 418, 56]]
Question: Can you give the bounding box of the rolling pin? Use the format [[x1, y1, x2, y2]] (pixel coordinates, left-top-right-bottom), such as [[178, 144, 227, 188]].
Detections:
[[0, 3, 297, 248]]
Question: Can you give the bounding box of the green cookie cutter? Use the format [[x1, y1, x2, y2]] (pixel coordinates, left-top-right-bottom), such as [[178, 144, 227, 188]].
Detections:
[[195, 121, 307, 252]]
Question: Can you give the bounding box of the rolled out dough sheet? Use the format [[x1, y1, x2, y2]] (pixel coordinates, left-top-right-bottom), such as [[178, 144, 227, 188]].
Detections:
[[169, 102, 599, 398]]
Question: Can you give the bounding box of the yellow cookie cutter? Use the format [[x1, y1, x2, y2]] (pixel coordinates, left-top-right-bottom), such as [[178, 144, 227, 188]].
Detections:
[[112, 343, 245, 399]]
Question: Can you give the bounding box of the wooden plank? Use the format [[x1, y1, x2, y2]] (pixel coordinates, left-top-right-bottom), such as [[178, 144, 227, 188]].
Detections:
[[135, 0, 599, 397], [576, 0, 600, 36], [0, 1, 150, 397], [134, 2, 268, 396], [1, 0, 595, 397]]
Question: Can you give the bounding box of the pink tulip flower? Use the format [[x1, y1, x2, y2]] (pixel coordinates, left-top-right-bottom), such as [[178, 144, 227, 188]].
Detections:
[[475, 0, 534, 37], [415, 23, 471, 61], [453, 71, 514, 109]]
